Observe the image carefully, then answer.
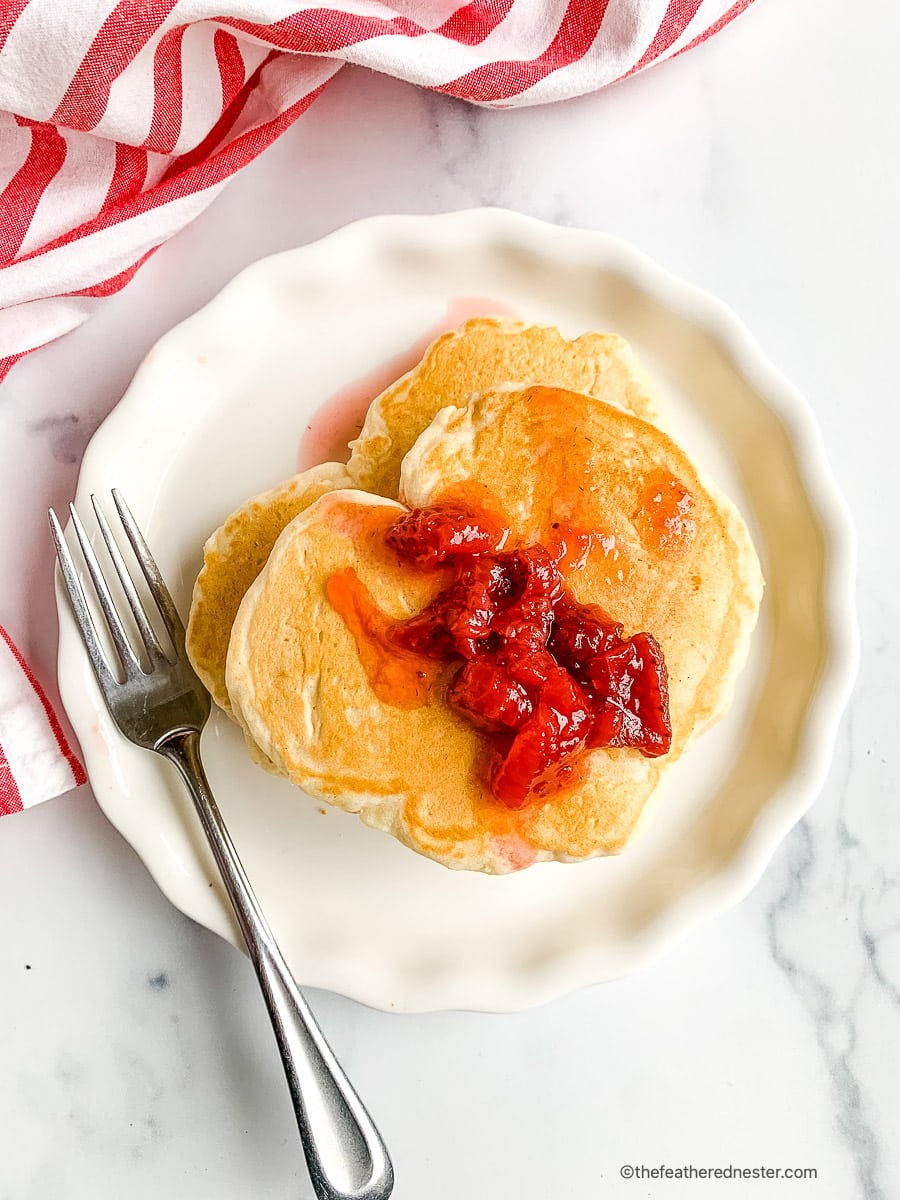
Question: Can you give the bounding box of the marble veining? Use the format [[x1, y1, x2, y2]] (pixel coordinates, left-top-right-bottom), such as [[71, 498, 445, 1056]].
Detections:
[[26, 413, 88, 467], [1, 1, 898, 1196]]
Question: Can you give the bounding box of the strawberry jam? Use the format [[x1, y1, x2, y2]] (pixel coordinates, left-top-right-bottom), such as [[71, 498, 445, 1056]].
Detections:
[[330, 502, 672, 808]]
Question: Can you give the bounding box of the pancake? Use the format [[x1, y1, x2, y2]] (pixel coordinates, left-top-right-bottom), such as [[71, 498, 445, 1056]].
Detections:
[[400, 386, 764, 753], [186, 462, 352, 716], [225, 385, 762, 872], [347, 317, 661, 499], [226, 489, 506, 866]]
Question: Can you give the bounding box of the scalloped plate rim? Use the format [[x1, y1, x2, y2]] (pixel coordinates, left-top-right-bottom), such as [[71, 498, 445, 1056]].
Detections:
[[57, 209, 858, 1013]]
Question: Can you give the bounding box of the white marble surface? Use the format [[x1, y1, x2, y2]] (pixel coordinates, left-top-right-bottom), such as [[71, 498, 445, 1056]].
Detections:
[[1, 1, 898, 1196]]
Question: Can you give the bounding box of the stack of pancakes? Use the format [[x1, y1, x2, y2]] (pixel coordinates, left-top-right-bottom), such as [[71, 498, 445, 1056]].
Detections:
[[187, 318, 763, 873]]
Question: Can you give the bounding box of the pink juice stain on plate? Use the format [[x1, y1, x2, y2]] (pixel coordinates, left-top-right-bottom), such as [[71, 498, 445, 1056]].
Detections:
[[297, 296, 520, 471]]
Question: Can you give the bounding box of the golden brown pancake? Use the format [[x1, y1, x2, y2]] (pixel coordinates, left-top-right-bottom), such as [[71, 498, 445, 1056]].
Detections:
[[186, 462, 352, 715], [401, 386, 763, 750], [347, 317, 661, 499], [226, 388, 762, 873]]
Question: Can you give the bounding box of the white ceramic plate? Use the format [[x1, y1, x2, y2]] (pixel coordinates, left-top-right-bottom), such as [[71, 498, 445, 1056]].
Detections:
[[58, 210, 857, 1013]]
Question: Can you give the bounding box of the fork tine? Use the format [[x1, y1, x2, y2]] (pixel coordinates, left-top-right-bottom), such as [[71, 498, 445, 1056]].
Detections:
[[91, 495, 164, 661], [111, 489, 185, 648], [68, 504, 141, 675], [49, 509, 119, 693]]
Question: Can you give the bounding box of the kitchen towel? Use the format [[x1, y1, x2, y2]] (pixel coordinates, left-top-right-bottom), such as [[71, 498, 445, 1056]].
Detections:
[[0, 0, 756, 811], [0, 624, 85, 814]]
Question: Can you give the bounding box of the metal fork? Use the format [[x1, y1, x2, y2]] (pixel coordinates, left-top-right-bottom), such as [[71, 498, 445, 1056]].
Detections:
[[50, 491, 394, 1200]]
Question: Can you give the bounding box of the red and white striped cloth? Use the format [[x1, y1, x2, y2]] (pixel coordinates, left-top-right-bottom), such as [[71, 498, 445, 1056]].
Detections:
[[0, 625, 85, 815], [0, 0, 756, 815]]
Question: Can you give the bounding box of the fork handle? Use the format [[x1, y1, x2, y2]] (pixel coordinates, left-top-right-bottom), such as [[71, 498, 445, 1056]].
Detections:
[[160, 731, 394, 1200]]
